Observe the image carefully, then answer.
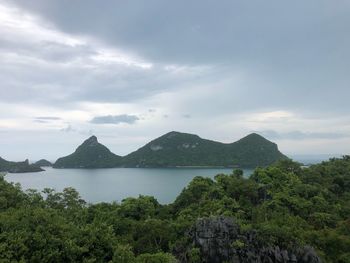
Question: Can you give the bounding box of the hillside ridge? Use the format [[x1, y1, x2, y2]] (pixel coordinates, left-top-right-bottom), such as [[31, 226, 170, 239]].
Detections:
[[54, 132, 287, 168]]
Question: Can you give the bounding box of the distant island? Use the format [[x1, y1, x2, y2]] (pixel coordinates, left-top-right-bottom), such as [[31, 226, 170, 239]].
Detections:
[[0, 157, 44, 173], [54, 136, 122, 169], [34, 159, 53, 167], [53, 131, 287, 169]]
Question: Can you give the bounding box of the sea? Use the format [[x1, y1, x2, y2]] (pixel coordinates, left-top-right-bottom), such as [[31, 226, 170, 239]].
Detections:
[[5, 167, 253, 204]]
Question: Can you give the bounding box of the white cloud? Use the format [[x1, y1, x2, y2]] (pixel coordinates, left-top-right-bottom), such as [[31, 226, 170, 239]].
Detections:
[[247, 111, 294, 123], [0, 1, 152, 69], [0, 0, 350, 159], [0, 2, 81, 46], [90, 114, 140, 125]]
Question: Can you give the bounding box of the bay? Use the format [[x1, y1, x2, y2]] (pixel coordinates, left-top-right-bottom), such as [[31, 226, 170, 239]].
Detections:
[[5, 167, 253, 204]]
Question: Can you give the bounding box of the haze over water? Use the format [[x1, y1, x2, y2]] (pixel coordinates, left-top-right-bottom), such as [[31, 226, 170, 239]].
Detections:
[[5, 168, 253, 204]]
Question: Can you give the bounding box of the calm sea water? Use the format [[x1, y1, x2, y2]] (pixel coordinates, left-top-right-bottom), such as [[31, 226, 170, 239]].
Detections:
[[5, 167, 253, 204]]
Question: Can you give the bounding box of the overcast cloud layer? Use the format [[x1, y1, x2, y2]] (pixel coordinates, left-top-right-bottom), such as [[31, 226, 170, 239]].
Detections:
[[0, 0, 349, 161]]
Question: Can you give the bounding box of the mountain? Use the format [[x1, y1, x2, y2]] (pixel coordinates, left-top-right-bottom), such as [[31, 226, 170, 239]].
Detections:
[[0, 157, 44, 173], [53, 132, 287, 169], [34, 159, 52, 167], [122, 131, 287, 168], [53, 136, 122, 168], [226, 133, 288, 167]]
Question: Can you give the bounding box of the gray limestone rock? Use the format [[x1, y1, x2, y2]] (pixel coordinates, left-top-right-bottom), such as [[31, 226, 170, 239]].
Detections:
[[190, 216, 321, 263]]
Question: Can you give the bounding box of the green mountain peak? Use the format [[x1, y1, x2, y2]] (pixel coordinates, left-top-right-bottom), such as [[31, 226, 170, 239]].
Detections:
[[53, 132, 288, 169], [82, 135, 98, 146], [234, 133, 273, 145], [53, 136, 122, 168], [34, 159, 52, 167]]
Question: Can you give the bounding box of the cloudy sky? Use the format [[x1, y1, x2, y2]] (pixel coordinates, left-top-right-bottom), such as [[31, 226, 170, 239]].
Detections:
[[0, 0, 349, 161]]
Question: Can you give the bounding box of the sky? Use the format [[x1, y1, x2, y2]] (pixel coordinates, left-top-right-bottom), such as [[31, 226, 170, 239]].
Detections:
[[0, 0, 349, 161]]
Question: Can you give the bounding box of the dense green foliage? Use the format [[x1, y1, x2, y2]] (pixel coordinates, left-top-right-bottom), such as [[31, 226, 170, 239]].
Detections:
[[123, 131, 287, 167], [54, 132, 287, 169], [34, 159, 52, 167], [0, 157, 44, 173], [1, 157, 349, 262], [53, 136, 122, 168]]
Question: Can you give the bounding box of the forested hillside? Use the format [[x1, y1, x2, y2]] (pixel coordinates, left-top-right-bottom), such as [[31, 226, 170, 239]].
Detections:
[[1, 157, 350, 262], [122, 132, 287, 167], [54, 132, 287, 169], [53, 136, 122, 168], [0, 157, 43, 173]]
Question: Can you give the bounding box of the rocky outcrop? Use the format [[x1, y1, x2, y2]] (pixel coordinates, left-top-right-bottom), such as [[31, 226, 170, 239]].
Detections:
[[190, 217, 239, 262], [190, 216, 321, 263]]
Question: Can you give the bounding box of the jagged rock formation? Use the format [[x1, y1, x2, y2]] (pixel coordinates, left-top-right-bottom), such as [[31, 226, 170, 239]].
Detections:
[[0, 157, 44, 173], [190, 217, 321, 263]]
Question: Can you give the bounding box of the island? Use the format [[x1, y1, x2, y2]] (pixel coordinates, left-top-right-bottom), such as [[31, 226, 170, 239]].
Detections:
[[34, 159, 53, 167], [0, 157, 44, 173], [53, 131, 287, 169], [53, 136, 122, 168]]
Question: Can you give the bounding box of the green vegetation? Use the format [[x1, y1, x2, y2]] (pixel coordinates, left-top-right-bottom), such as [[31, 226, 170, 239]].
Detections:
[[34, 159, 52, 167], [54, 132, 287, 168], [123, 131, 287, 167], [53, 136, 122, 168], [1, 156, 350, 262], [0, 157, 44, 173]]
